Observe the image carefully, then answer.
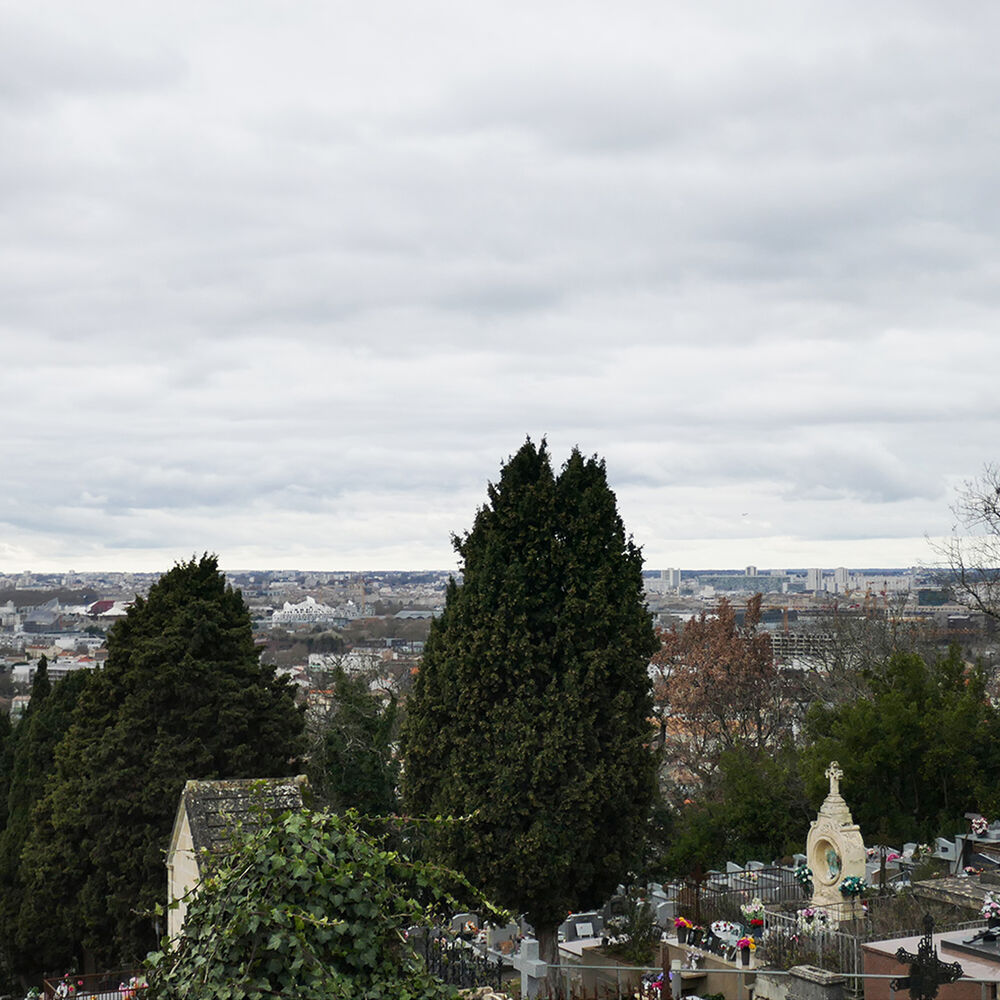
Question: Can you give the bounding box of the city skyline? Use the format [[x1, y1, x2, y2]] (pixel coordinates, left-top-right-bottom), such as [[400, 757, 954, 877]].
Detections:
[[3, 2, 999, 573]]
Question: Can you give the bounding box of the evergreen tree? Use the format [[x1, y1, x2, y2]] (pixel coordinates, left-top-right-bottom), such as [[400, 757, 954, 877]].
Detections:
[[0, 666, 91, 974], [803, 646, 1000, 841], [29, 655, 51, 707], [402, 441, 657, 975], [658, 744, 810, 875], [306, 664, 399, 816], [0, 712, 13, 834], [16, 555, 305, 968], [0, 657, 92, 971]]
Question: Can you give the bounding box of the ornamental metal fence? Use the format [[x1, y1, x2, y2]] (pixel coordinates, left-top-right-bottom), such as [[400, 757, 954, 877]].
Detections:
[[678, 866, 808, 928], [419, 932, 506, 993], [759, 910, 985, 985]]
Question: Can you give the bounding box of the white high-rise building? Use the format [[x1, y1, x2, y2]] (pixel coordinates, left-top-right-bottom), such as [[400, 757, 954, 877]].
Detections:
[[806, 567, 823, 591]]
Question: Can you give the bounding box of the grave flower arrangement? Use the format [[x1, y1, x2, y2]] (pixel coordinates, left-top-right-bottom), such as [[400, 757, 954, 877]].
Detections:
[[839, 875, 866, 897], [973, 817, 990, 837], [981, 893, 1000, 922], [675, 917, 693, 929], [964, 866, 983, 877], [741, 897, 766, 928], [711, 920, 739, 938], [796, 907, 830, 934], [794, 864, 813, 892], [736, 936, 757, 952]]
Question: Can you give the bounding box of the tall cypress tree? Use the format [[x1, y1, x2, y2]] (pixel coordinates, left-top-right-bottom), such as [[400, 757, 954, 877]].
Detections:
[[16, 555, 305, 969], [0, 666, 91, 973], [403, 441, 657, 974]]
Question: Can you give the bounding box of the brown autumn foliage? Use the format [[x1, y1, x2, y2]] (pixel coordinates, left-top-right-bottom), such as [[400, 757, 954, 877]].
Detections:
[[652, 594, 791, 787]]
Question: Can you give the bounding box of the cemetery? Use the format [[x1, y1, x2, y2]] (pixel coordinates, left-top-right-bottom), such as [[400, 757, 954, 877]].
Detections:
[[418, 762, 1000, 1000]]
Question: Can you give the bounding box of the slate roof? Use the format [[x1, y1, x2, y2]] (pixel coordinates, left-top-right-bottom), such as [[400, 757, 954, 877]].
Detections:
[[179, 775, 309, 854]]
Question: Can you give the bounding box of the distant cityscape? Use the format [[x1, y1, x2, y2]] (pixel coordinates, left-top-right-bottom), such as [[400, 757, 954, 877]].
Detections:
[[0, 562, 982, 723]]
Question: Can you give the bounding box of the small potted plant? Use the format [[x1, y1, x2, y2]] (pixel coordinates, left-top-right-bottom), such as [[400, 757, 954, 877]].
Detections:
[[675, 915, 693, 944]]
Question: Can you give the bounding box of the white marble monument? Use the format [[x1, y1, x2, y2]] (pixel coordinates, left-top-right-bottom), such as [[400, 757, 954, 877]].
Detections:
[[805, 761, 866, 921]]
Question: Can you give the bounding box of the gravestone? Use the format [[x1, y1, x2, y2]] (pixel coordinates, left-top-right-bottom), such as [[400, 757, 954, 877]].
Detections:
[[559, 911, 603, 941], [450, 911, 479, 934], [485, 921, 520, 951], [601, 894, 629, 924], [654, 900, 676, 928], [935, 838, 958, 863], [806, 761, 866, 921]]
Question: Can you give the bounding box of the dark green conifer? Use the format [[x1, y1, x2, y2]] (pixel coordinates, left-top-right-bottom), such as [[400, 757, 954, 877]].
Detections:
[[16, 555, 305, 968], [0, 666, 91, 973], [402, 441, 657, 972], [307, 664, 399, 816]]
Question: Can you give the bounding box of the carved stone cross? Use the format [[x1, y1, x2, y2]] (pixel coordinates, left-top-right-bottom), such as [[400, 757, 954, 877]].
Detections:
[[890, 915, 964, 1000], [825, 761, 843, 797]]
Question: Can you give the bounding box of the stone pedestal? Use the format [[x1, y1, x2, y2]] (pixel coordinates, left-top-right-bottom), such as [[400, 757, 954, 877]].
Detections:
[[786, 964, 846, 1000]]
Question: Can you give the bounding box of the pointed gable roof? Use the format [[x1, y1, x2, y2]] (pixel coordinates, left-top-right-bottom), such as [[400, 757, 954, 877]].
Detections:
[[173, 775, 309, 856]]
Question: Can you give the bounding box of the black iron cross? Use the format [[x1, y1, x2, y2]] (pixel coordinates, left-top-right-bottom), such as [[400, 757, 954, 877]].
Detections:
[[890, 915, 964, 1000]]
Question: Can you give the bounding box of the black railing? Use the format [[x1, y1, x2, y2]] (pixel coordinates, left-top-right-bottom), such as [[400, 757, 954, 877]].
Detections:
[[420, 932, 505, 992]]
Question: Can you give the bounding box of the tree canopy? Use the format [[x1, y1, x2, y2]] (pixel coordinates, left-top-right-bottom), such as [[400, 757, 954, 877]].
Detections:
[[0, 663, 91, 974], [803, 646, 1000, 841], [305, 662, 399, 816], [402, 440, 657, 968], [657, 743, 809, 876], [16, 555, 306, 968], [653, 595, 788, 789]]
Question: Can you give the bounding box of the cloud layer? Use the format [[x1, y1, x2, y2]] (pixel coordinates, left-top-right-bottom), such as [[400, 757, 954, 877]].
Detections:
[[2, 0, 997, 571]]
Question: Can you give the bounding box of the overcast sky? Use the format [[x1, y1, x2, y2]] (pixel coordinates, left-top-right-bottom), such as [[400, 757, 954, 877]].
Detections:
[[3, 0, 999, 574]]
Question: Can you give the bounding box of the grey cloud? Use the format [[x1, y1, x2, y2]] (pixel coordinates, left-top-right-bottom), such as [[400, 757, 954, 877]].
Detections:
[[1, 0, 999, 570], [0, 13, 183, 107]]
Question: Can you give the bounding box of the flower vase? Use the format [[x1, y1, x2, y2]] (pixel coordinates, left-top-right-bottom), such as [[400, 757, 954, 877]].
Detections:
[[740, 947, 751, 967], [678, 926, 688, 945], [690, 929, 702, 948]]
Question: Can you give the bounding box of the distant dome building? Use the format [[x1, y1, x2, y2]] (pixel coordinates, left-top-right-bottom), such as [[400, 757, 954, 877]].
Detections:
[[271, 596, 349, 626]]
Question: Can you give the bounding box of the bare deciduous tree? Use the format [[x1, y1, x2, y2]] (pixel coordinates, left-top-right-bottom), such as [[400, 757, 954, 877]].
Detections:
[[938, 464, 1000, 621]]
